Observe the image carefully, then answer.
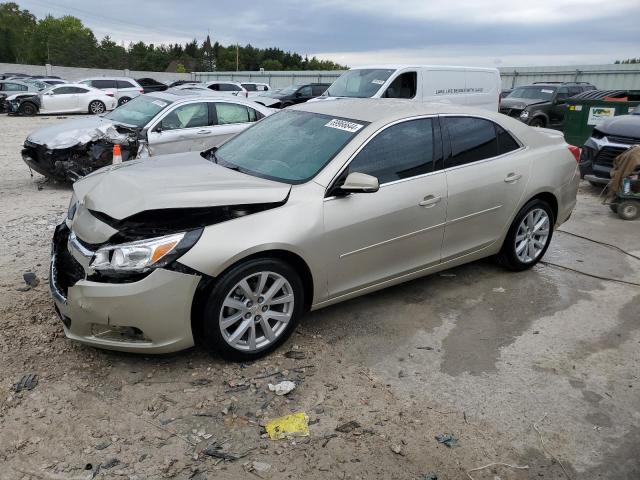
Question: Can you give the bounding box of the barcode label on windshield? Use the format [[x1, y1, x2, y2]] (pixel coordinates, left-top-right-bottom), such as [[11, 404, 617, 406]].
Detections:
[[325, 119, 364, 133]]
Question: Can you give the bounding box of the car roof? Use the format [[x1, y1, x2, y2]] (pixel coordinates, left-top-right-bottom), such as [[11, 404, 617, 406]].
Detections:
[[80, 77, 139, 82], [146, 90, 268, 108], [349, 64, 499, 73], [290, 98, 505, 124]]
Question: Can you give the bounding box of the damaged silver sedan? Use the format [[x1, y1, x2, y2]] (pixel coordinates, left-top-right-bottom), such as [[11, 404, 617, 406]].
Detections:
[[22, 90, 273, 181], [50, 99, 579, 360]]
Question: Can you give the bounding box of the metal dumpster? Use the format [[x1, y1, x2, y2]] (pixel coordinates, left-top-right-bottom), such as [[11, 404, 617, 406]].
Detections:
[[564, 90, 640, 146]]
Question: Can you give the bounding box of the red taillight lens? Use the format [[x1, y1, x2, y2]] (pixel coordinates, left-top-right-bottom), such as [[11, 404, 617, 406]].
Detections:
[[139, 89, 144, 94], [568, 145, 581, 162]]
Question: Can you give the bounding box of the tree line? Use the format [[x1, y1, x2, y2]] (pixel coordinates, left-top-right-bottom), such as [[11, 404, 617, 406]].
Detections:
[[0, 2, 346, 72], [614, 58, 640, 64]]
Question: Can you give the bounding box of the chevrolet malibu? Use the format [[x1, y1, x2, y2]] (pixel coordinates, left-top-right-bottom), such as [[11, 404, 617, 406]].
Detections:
[[51, 99, 580, 360]]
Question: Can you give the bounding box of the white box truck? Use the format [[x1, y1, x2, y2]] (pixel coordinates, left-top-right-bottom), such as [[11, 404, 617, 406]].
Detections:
[[314, 65, 501, 111]]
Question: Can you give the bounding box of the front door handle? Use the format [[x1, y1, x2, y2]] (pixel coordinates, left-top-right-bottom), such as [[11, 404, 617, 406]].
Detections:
[[196, 129, 211, 135], [418, 195, 442, 208], [504, 173, 522, 183]]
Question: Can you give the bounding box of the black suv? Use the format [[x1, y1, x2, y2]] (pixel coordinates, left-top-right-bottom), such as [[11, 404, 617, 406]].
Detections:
[[579, 110, 640, 186], [253, 83, 330, 109], [500, 82, 595, 128], [136, 77, 168, 93]]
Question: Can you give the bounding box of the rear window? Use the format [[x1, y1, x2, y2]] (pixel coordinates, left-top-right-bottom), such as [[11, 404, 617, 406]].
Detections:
[[91, 79, 117, 89], [117, 80, 136, 89]]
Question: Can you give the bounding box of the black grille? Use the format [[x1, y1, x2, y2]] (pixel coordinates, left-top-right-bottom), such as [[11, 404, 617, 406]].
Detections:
[[594, 146, 628, 167], [606, 135, 640, 146]]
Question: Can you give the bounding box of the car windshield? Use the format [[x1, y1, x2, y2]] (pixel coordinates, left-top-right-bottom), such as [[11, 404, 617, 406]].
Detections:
[[326, 69, 395, 98], [105, 95, 172, 127], [214, 110, 367, 184], [507, 86, 557, 101]]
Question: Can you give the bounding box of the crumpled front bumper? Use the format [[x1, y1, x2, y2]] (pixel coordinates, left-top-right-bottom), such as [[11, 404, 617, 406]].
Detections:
[[50, 224, 201, 353]]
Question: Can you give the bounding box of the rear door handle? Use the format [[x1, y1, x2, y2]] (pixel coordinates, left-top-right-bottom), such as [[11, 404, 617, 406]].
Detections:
[[418, 195, 442, 208], [504, 173, 522, 183], [196, 129, 211, 135]]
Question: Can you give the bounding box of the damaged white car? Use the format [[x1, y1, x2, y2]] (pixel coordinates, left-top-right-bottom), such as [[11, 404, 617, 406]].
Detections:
[[22, 90, 274, 181]]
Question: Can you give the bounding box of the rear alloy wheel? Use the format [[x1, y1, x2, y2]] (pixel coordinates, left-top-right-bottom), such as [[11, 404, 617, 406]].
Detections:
[[118, 97, 131, 106], [19, 102, 37, 116], [617, 200, 639, 220], [497, 199, 554, 271], [89, 100, 105, 115], [202, 258, 304, 361]]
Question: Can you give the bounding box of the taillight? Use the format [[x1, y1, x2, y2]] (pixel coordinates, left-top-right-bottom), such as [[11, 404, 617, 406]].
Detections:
[[568, 145, 581, 162], [139, 89, 144, 94]]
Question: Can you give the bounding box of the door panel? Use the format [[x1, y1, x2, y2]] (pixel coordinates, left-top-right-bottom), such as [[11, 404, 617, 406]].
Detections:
[[147, 102, 209, 155], [200, 124, 248, 150], [324, 174, 447, 297]]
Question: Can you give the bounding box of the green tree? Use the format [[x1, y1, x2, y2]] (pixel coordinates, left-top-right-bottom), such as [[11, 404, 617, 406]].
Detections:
[[0, 2, 36, 63], [29, 14, 99, 66]]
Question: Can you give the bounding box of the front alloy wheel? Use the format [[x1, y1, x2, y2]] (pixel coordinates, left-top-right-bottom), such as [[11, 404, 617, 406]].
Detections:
[[202, 258, 304, 360], [89, 100, 105, 114]]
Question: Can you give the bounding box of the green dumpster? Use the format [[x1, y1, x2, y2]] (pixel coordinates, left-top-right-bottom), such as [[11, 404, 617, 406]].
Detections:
[[564, 90, 640, 146]]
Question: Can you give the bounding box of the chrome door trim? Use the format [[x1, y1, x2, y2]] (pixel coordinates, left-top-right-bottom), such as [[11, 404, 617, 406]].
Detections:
[[445, 204, 503, 225]]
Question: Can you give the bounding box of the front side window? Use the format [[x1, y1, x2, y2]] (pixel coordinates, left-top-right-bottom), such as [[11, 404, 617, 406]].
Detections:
[[326, 69, 395, 98], [383, 72, 417, 99], [215, 110, 367, 183], [52, 86, 77, 95], [298, 86, 312, 96], [445, 117, 499, 167], [311, 84, 328, 96], [347, 118, 434, 183], [105, 95, 173, 127], [160, 102, 209, 130]]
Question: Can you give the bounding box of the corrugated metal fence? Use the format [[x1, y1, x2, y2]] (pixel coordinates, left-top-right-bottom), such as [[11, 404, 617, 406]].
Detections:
[[3, 62, 639, 90]]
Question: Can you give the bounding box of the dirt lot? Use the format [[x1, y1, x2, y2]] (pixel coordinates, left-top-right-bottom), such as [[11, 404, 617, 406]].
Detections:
[[0, 114, 639, 480]]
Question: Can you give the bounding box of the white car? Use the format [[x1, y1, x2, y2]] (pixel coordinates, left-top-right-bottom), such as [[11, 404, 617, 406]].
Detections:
[[9, 83, 117, 115], [241, 82, 271, 97], [79, 77, 144, 106], [203, 81, 249, 97]]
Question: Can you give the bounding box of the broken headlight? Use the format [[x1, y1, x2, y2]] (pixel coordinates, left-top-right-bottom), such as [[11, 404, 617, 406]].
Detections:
[[519, 110, 529, 120], [67, 193, 78, 221], [90, 229, 201, 273]]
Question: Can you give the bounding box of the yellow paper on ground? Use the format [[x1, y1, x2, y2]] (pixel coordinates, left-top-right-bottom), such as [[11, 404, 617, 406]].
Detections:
[[265, 412, 309, 440]]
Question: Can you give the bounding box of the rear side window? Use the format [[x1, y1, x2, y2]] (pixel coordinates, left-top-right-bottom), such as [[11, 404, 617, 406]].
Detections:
[[4, 83, 27, 91], [215, 102, 260, 124], [311, 85, 327, 96], [242, 83, 257, 91], [348, 118, 435, 183], [117, 80, 135, 89], [161, 102, 209, 130], [299, 85, 312, 96], [496, 125, 520, 155], [53, 86, 77, 94], [91, 80, 117, 89], [218, 83, 241, 92], [445, 117, 498, 167]]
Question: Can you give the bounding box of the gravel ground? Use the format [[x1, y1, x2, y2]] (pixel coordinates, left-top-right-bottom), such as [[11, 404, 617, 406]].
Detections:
[[0, 114, 639, 480]]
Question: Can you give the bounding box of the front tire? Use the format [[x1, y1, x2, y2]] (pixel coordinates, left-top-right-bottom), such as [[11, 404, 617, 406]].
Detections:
[[19, 102, 37, 116], [528, 117, 546, 128], [202, 258, 304, 361], [89, 100, 105, 114], [118, 97, 130, 106], [497, 199, 554, 271]]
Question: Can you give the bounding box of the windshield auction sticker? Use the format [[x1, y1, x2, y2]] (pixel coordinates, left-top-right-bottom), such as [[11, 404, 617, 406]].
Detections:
[[325, 119, 364, 133]]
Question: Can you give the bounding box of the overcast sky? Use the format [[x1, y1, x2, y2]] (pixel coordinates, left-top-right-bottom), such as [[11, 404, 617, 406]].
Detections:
[[19, 0, 640, 67]]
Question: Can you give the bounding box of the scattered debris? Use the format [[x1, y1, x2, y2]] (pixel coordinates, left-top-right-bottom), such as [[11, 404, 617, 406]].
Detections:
[[13, 373, 38, 392], [225, 384, 250, 394], [533, 414, 572, 479], [268, 380, 296, 396], [101, 458, 120, 469], [322, 433, 338, 447], [466, 462, 529, 480], [390, 444, 403, 455], [23, 272, 39, 288], [284, 350, 306, 360], [435, 434, 458, 448], [244, 460, 272, 474], [202, 442, 255, 461], [335, 420, 361, 433], [416, 346, 434, 350], [492, 287, 506, 293], [418, 474, 438, 480], [265, 412, 310, 440], [95, 440, 111, 450]]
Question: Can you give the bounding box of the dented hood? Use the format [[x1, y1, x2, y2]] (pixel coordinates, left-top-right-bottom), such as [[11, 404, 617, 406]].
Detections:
[[73, 152, 291, 220], [26, 116, 126, 149]]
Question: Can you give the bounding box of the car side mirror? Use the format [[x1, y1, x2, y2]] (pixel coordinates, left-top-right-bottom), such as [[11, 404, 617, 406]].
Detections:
[[154, 124, 163, 133], [340, 172, 379, 194]]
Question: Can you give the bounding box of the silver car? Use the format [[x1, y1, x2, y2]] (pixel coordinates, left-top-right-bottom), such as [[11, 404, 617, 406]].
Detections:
[[22, 91, 273, 181], [51, 99, 579, 360]]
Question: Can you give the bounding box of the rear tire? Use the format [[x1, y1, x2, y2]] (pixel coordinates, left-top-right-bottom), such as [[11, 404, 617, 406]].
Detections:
[[497, 199, 554, 271], [617, 200, 639, 220], [118, 97, 130, 106], [609, 203, 618, 214], [88, 100, 105, 114], [201, 258, 304, 361], [19, 102, 37, 116]]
